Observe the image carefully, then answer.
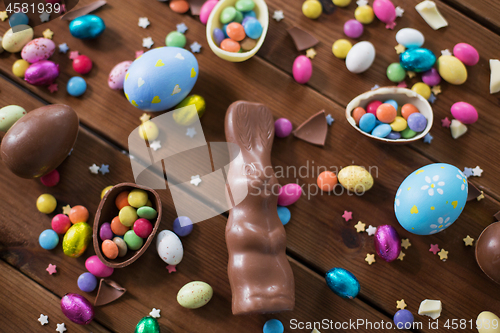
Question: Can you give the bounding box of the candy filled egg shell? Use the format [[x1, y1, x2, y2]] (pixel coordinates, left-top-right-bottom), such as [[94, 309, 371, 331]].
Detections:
[[124, 47, 199, 112], [395, 163, 467, 235]]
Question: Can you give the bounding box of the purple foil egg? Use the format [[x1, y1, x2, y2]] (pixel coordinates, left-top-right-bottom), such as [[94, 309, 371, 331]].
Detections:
[[24, 60, 59, 86], [374, 225, 401, 262], [60, 293, 94, 325]]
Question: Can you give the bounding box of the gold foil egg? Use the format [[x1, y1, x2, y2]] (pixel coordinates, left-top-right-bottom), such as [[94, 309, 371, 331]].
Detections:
[[63, 222, 92, 257]]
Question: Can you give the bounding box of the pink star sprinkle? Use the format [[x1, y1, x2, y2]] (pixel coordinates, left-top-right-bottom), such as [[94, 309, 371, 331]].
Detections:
[[441, 117, 451, 128], [69, 51, 79, 60], [342, 211, 352, 222], [48, 83, 58, 93], [397, 81, 407, 88], [166, 265, 176, 273], [135, 50, 144, 58], [386, 21, 396, 30], [61, 4, 66, 13], [46, 264, 57, 275], [429, 244, 440, 255]]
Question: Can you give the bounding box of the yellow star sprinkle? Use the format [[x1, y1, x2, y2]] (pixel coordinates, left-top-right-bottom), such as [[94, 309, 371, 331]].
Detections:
[[43, 29, 54, 39], [401, 238, 411, 249], [396, 299, 407, 310], [477, 191, 485, 201], [438, 249, 448, 261], [62, 204, 71, 215], [407, 71, 416, 79], [395, 44, 406, 54], [306, 48, 317, 59], [0, 11, 8, 21], [398, 251, 405, 261], [365, 253, 376, 265], [354, 221, 366, 233], [431, 85, 441, 95], [140, 113, 151, 123], [463, 235, 474, 246]]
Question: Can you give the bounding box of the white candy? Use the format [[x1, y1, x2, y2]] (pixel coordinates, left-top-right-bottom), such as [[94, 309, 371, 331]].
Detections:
[[490, 59, 500, 94], [156, 230, 183, 265], [418, 299, 442, 319], [345, 41, 375, 74], [450, 119, 468, 139], [395, 28, 425, 48]]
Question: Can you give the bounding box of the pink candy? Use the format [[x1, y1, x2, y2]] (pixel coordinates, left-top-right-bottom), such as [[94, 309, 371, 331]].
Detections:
[[200, 0, 218, 25], [422, 68, 441, 86], [40, 169, 60, 187], [451, 102, 478, 124], [133, 218, 153, 238], [85, 255, 114, 277], [278, 184, 302, 206], [366, 100, 382, 115], [453, 43, 479, 66], [52, 214, 71, 234], [275, 118, 293, 138], [373, 0, 396, 28], [292, 55, 312, 84]]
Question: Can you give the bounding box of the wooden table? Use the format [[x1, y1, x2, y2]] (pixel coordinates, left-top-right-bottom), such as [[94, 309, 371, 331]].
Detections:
[[1, 0, 500, 332]]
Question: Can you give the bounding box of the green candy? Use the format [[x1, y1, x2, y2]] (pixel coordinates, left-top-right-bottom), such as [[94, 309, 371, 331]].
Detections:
[[233, 10, 243, 23], [220, 6, 237, 24], [135, 316, 160, 333], [235, 0, 255, 12], [401, 127, 417, 139], [137, 206, 158, 220], [124, 230, 143, 250], [165, 31, 186, 48], [386, 63, 406, 83], [0, 105, 26, 132]]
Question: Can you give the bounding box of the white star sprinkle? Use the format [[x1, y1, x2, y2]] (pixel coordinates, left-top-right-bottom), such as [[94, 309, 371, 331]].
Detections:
[[186, 127, 197, 138], [58, 43, 69, 53], [138, 17, 150, 29], [38, 314, 48, 325], [273, 10, 284, 22], [150, 140, 161, 151], [472, 166, 483, 177], [149, 308, 161, 318], [366, 225, 377, 236], [56, 323, 66, 333], [177, 22, 188, 33], [190, 41, 202, 53], [40, 12, 50, 22], [142, 37, 154, 49], [441, 49, 452, 56], [356, 0, 368, 6], [371, 84, 380, 90], [190, 175, 202, 186], [89, 163, 100, 174], [395, 6, 404, 17]]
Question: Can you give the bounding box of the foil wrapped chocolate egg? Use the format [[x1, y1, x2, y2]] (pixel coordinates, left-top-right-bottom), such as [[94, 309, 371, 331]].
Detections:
[[476, 222, 500, 284], [63, 222, 92, 258], [400, 48, 436, 73], [60, 293, 94, 325], [374, 225, 401, 262], [69, 15, 106, 39], [325, 267, 360, 299], [135, 316, 160, 333], [24, 60, 59, 85]]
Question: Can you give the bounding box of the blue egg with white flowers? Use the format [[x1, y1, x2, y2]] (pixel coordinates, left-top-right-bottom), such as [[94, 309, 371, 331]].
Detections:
[[400, 48, 436, 72], [69, 15, 105, 39]]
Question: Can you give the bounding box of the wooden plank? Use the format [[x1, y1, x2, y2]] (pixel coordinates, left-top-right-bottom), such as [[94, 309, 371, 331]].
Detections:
[[441, 0, 500, 35], [0, 260, 110, 332]]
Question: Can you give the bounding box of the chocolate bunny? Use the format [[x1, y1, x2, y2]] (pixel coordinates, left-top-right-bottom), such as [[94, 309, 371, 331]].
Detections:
[[224, 101, 295, 315]]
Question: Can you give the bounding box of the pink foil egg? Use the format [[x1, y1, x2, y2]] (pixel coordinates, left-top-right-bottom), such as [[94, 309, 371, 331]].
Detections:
[[453, 43, 479, 66], [85, 255, 114, 277], [108, 60, 132, 90], [451, 102, 478, 124], [200, 0, 218, 24], [21, 38, 56, 63], [60, 293, 94, 325], [292, 55, 312, 84], [277, 183, 302, 206], [373, 0, 396, 27], [374, 225, 401, 262], [24, 60, 59, 86]]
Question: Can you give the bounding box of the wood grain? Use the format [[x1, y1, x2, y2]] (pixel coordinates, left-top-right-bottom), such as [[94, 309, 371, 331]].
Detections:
[[442, 0, 500, 35]]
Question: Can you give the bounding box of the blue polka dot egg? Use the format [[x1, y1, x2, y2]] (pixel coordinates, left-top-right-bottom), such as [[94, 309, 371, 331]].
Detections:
[[395, 163, 467, 235], [124, 47, 199, 112]]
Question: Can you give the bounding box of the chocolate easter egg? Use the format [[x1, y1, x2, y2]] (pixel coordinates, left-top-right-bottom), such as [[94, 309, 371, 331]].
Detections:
[[1, 104, 79, 178], [374, 225, 401, 262], [61, 293, 94, 325], [135, 316, 160, 333], [476, 222, 500, 284]]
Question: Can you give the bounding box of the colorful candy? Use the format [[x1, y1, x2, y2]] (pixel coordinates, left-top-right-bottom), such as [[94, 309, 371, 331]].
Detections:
[[212, 28, 225, 46], [337, 165, 374, 193], [77, 272, 98, 292], [21, 38, 55, 63], [52, 214, 72, 234], [24, 60, 59, 86], [39, 229, 59, 250], [85, 255, 114, 277], [170, 0, 190, 13], [67, 76, 87, 96], [332, 39, 352, 59], [411, 82, 431, 99], [277, 206, 291, 225], [401, 103, 419, 120], [226, 22, 246, 41], [9, 12, 29, 27], [376, 103, 397, 123], [40, 169, 60, 187], [137, 206, 158, 220], [115, 191, 130, 209], [292, 55, 312, 84], [386, 63, 406, 82], [60, 293, 94, 325], [345, 41, 375, 74], [374, 225, 401, 262], [317, 171, 338, 192], [69, 205, 89, 224], [278, 183, 302, 206], [173, 216, 194, 236], [102, 239, 119, 259], [400, 48, 436, 72], [451, 102, 478, 124], [453, 43, 479, 66], [352, 107, 366, 124], [344, 19, 364, 39], [325, 267, 360, 299], [133, 218, 153, 238], [366, 100, 382, 114], [373, 0, 396, 27], [274, 118, 293, 138], [37, 194, 57, 214], [119, 206, 138, 227], [263, 319, 285, 333], [135, 317, 160, 333], [73, 55, 93, 74], [242, 18, 263, 39], [113, 237, 128, 257], [395, 28, 424, 48], [177, 281, 213, 309], [200, 0, 218, 24], [421, 68, 441, 86], [111, 215, 130, 235], [437, 55, 467, 85], [128, 189, 148, 208], [157, 230, 184, 265], [69, 15, 106, 39], [407, 112, 427, 132], [359, 113, 376, 132], [394, 309, 414, 329], [2, 26, 33, 53], [108, 61, 132, 90], [124, 230, 143, 250], [166, 31, 187, 48], [173, 94, 206, 125], [302, 0, 322, 19], [99, 222, 113, 241], [372, 124, 392, 138], [355, 5, 374, 24]]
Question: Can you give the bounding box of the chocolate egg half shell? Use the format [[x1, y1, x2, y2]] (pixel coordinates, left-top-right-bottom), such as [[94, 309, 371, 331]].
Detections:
[[0, 104, 78, 178], [476, 222, 500, 284], [60, 293, 94, 325]]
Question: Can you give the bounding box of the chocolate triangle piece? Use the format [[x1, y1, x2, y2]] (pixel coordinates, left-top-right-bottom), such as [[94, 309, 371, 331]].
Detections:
[[467, 182, 482, 201], [60, 0, 107, 20], [494, 210, 500, 221], [287, 27, 319, 51], [188, 0, 205, 15], [293, 110, 327, 146], [94, 279, 126, 306]]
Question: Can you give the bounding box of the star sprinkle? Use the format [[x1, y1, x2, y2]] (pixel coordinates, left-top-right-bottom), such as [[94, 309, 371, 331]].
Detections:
[[56, 323, 66, 333], [441, 117, 451, 128], [423, 133, 433, 144], [58, 43, 69, 53], [43, 29, 54, 39], [150, 140, 161, 151], [62, 205, 71, 215], [166, 264, 177, 273], [398, 251, 405, 261], [428, 93, 437, 104], [407, 71, 416, 78], [46, 264, 57, 275], [397, 299, 407, 310], [177, 22, 188, 33], [477, 191, 485, 201], [365, 253, 376, 265], [386, 21, 396, 30], [306, 48, 317, 59], [395, 44, 406, 54], [356, 0, 368, 6], [397, 81, 407, 88], [143, 37, 154, 49], [431, 85, 441, 95], [40, 12, 50, 22], [186, 127, 197, 138], [342, 211, 352, 222], [463, 235, 474, 246], [429, 244, 440, 255], [273, 10, 284, 22], [401, 238, 411, 249], [99, 164, 109, 175], [89, 164, 100, 174], [135, 50, 144, 58], [190, 175, 202, 186], [354, 221, 366, 233], [371, 84, 380, 90], [48, 83, 58, 93], [138, 17, 150, 29], [140, 113, 151, 123], [326, 114, 334, 125], [438, 249, 448, 261], [149, 308, 161, 318], [366, 225, 377, 236], [472, 166, 483, 177], [463, 167, 473, 178], [38, 314, 49, 325], [61, 4, 66, 13], [190, 41, 202, 53], [395, 6, 404, 17], [441, 49, 452, 56], [0, 11, 8, 21], [69, 51, 80, 60]]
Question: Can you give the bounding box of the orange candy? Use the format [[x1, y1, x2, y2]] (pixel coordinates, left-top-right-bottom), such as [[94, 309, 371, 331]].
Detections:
[[115, 191, 130, 210], [376, 103, 397, 123], [169, 0, 190, 13], [220, 38, 241, 53], [317, 171, 338, 192], [226, 22, 246, 41], [352, 107, 366, 125], [401, 103, 419, 120], [69, 205, 89, 224], [102, 239, 119, 259], [111, 216, 130, 236]]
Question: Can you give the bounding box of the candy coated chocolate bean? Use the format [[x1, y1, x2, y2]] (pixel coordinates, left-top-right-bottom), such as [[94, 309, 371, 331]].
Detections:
[[115, 191, 130, 210], [387, 63, 406, 82], [220, 6, 237, 23], [240, 37, 256, 51], [401, 103, 419, 120], [437, 55, 467, 85], [243, 18, 262, 39], [355, 5, 374, 24], [37, 194, 57, 214], [119, 206, 138, 227], [100, 222, 113, 241], [137, 206, 158, 220], [227, 22, 246, 41], [453, 43, 479, 66], [451, 102, 478, 124], [212, 28, 225, 46], [70, 205, 89, 224], [124, 230, 143, 250], [407, 112, 427, 132], [292, 55, 312, 84], [85, 255, 113, 277], [113, 237, 128, 257], [277, 183, 302, 206], [39, 229, 59, 250], [421, 68, 441, 86], [166, 31, 186, 48], [67, 76, 87, 97], [390, 116, 407, 132], [173, 216, 193, 236], [40, 169, 60, 187], [73, 55, 92, 74], [401, 126, 417, 139], [376, 103, 397, 123], [366, 100, 382, 115], [52, 214, 71, 234], [302, 0, 322, 19], [78, 272, 97, 292], [111, 216, 130, 235], [263, 319, 284, 333], [387, 131, 401, 140], [200, 0, 218, 24], [359, 113, 376, 132], [133, 218, 153, 238], [383, 99, 398, 111], [274, 118, 293, 138], [236, 0, 255, 12], [169, 0, 190, 13], [317, 171, 338, 192], [221, 38, 240, 52], [394, 309, 414, 329], [332, 39, 352, 59], [344, 19, 363, 39], [128, 189, 148, 208], [333, 0, 351, 6], [371, 124, 391, 138], [411, 82, 431, 99], [101, 185, 113, 199], [352, 107, 366, 125], [373, 0, 395, 23], [102, 239, 119, 259], [12, 59, 30, 78], [277, 206, 291, 225]]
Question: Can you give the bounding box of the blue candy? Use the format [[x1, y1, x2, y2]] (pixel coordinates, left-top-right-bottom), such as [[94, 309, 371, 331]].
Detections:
[[78, 272, 98, 292], [277, 206, 291, 225], [173, 216, 193, 237], [243, 17, 263, 39], [394, 309, 414, 329], [67, 76, 87, 97], [39, 229, 59, 250], [325, 267, 360, 299], [407, 113, 427, 132], [387, 131, 401, 140], [222, 24, 229, 38], [399, 48, 436, 73], [371, 124, 392, 138], [69, 15, 106, 39], [263, 319, 284, 333], [359, 113, 376, 133], [213, 28, 225, 46], [383, 99, 398, 110], [9, 13, 29, 27], [242, 10, 256, 18]]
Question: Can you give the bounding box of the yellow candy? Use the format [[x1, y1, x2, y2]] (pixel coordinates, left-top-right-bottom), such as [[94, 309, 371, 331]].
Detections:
[[390, 116, 407, 132], [437, 55, 467, 85], [146, 199, 153, 207], [36, 194, 57, 214], [302, 0, 322, 19], [101, 185, 113, 199], [128, 189, 148, 208], [63, 222, 92, 258], [138, 120, 159, 141], [173, 95, 206, 126], [333, 0, 351, 6], [411, 82, 431, 100], [12, 59, 30, 78], [477, 311, 500, 333], [119, 206, 138, 227], [332, 39, 352, 59], [355, 5, 374, 24]]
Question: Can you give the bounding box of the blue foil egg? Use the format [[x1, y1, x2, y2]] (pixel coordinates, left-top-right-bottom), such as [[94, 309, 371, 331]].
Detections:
[[325, 267, 360, 299], [124, 47, 199, 112], [395, 163, 468, 235], [399, 48, 436, 73], [69, 15, 106, 39]]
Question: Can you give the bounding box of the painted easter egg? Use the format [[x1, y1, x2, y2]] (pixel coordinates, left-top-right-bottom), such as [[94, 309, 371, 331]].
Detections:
[[395, 163, 467, 235], [2, 25, 33, 53], [69, 15, 106, 39], [63, 222, 92, 258], [61, 293, 94, 325], [400, 48, 436, 72], [156, 230, 184, 265], [345, 41, 375, 74], [21, 38, 55, 63], [0, 105, 26, 132], [108, 60, 132, 90], [338, 165, 374, 193], [124, 47, 199, 112], [177, 281, 213, 309]]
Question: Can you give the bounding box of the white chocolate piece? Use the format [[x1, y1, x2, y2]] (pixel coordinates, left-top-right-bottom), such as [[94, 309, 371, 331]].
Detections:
[[415, 1, 448, 30], [490, 59, 500, 94], [418, 299, 442, 319], [312, 330, 321, 333], [450, 119, 468, 139]]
